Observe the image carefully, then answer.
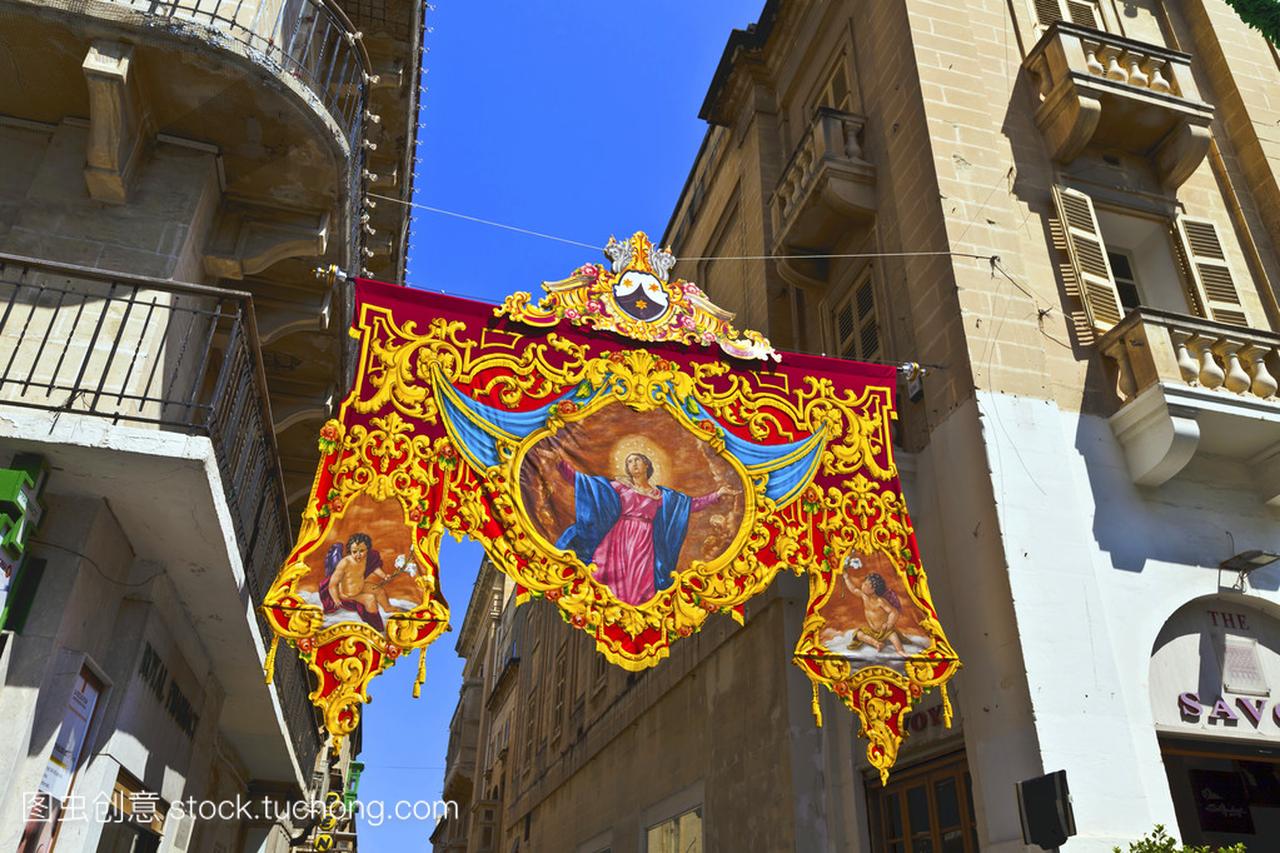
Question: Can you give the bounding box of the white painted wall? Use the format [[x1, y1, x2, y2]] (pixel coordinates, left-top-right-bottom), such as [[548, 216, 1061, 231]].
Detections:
[[0, 409, 310, 850], [913, 390, 1280, 851]]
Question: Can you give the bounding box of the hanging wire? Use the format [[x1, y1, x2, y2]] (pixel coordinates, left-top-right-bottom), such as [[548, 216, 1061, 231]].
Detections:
[[368, 193, 1010, 267], [681, 249, 992, 263], [369, 193, 602, 250], [365, 195, 1067, 364]]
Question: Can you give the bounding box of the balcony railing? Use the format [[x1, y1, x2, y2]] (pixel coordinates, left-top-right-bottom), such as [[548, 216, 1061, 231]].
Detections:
[[105, 0, 371, 148], [1099, 308, 1280, 500], [770, 107, 875, 257], [1024, 22, 1212, 189], [0, 252, 321, 772], [1101, 309, 1279, 406]]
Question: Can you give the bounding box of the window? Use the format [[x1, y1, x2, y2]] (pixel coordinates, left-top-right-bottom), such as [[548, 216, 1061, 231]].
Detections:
[[815, 53, 853, 112], [791, 285, 809, 351], [1033, 0, 1103, 29], [831, 271, 881, 361], [1107, 250, 1141, 311], [867, 753, 979, 853], [698, 200, 744, 308], [592, 645, 608, 694], [645, 807, 703, 853], [522, 645, 539, 768], [1094, 210, 1186, 313], [1219, 634, 1269, 697], [94, 771, 165, 853], [1050, 185, 1250, 332], [1174, 217, 1249, 327], [551, 644, 567, 744]]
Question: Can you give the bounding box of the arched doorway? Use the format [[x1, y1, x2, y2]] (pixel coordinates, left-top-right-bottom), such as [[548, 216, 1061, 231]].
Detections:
[[1150, 595, 1280, 845]]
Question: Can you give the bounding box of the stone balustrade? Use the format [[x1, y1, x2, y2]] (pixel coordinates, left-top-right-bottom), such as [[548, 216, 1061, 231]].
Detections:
[[1101, 309, 1280, 405], [1078, 36, 1177, 94], [1033, 26, 1198, 101], [1024, 21, 1212, 189], [768, 108, 876, 276], [1101, 308, 1280, 502], [773, 109, 868, 226]]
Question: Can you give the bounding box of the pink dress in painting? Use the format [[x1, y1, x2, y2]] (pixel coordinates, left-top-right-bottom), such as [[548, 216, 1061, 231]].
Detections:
[[591, 482, 721, 605], [557, 460, 723, 605]]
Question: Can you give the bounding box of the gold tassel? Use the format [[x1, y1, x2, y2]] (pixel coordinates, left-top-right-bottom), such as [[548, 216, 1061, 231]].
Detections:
[[811, 682, 824, 728], [941, 683, 954, 729], [264, 635, 279, 685], [413, 647, 427, 699]]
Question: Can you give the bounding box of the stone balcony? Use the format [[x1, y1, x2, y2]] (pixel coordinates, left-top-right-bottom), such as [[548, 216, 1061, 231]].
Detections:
[[0, 252, 321, 783], [1099, 308, 1280, 503], [769, 107, 875, 259], [442, 678, 483, 802], [1025, 22, 1214, 189], [2, 0, 376, 272], [90, 0, 371, 150]]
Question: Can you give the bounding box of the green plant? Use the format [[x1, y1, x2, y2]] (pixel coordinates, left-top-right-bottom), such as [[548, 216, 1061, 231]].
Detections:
[[1224, 0, 1280, 44], [1114, 824, 1246, 853]]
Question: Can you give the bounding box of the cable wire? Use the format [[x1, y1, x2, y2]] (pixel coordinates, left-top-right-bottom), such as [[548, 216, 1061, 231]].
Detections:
[[370, 194, 1001, 265], [369, 194, 602, 250]]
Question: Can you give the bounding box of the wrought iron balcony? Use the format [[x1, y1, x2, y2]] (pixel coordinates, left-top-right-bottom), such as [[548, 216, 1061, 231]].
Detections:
[[1025, 22, 1213, 189], [770, 107, 875, 256], [100, 0, 371, 149], [0, 252, 321, 771], [1099, 308, 1280, 502]]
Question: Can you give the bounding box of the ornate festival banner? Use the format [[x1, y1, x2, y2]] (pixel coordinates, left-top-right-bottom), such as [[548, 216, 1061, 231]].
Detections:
[[261, 233, 959, 781]]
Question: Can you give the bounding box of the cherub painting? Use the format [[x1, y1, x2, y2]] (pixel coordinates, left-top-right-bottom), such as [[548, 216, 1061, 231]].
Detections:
[[820, 550, 930, 673], [298, 493, 426, 632], [321, 534, 422, 631], [841, 571, 909, 655]]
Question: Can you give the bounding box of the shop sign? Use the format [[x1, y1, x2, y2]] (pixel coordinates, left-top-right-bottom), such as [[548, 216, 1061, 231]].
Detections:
[[1151, 601, 1280, 740], [137, 643, 199, 739], [1174, 691, 1280, 733], [900, 683, 964, 748]]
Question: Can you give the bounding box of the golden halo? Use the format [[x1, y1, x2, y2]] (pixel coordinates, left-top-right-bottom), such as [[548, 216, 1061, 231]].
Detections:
[[609, 434, 673, 486]]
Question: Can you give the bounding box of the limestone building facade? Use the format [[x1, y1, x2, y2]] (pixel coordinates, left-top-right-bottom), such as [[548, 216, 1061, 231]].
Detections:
[[436, 1, 1280, 851], [0, 0, 422, 850]]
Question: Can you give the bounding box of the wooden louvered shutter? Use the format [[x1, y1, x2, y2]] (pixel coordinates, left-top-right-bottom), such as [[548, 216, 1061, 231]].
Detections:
[[855, 275, 881, 360], [1066, 0, 1100, 28], [832, 273, 881, 361], [1034, 0, 1101, 28], [1174, 216, 1248, 327], [1033, 0, 1063, 25], [1051, 186, 1126, 332], [834, 296, 857, 357]]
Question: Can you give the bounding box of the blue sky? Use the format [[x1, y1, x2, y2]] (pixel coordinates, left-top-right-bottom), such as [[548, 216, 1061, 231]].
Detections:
[[356, 1, 762, 848]]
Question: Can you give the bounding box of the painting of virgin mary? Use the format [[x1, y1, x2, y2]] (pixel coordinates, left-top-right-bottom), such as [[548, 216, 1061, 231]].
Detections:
[[554, 453, 735, 605]]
